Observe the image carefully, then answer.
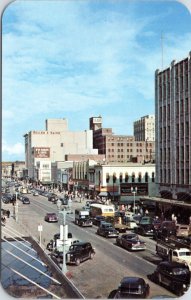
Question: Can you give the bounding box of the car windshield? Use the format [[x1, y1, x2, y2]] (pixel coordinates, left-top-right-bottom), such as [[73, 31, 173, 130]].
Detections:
[[140, 218, 151, 224], [126, 235, 138, 240], [173, 268, 189, 275], [69, 245, 82, 251]]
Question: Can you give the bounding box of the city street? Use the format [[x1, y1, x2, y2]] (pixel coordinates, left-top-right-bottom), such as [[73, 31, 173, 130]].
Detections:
[[2, 193, 176, 299]]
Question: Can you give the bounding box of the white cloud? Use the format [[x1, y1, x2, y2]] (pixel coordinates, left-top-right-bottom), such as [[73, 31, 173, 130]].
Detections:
[[2, 140, 24, 156], [2, 0, 191, 160]]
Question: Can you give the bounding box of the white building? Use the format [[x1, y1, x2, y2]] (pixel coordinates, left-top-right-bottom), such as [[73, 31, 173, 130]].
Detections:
[[73, 161, 156, 202], [134, 115, 155, 142], [24, 118, 98, 183]]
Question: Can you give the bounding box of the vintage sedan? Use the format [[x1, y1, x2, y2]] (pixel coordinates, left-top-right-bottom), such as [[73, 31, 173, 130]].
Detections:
[[116, 233, 146, 251], [44, 213, 58, 223], [110, 277, 150, 298], [22, 197, 30, 204]]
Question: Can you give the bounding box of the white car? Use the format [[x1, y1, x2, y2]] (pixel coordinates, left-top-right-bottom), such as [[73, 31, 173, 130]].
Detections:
[[33, 191, 39, 196]]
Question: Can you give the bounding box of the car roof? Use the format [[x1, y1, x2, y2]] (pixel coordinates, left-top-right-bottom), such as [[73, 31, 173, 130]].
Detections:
[[159, 261, 189, 268], [120, 277, 145, 286], [71, 241, 90, 246]]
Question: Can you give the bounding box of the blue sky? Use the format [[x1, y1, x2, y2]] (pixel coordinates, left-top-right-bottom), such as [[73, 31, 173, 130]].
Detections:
[[2, 0, 191, 161]]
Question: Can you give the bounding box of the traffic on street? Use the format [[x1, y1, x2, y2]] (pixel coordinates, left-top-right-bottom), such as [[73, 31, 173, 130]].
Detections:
[[2, 179, 191, 298]]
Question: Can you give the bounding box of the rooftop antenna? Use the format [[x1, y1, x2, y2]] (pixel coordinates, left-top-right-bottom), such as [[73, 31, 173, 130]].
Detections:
[[161, 31, 164, 70]]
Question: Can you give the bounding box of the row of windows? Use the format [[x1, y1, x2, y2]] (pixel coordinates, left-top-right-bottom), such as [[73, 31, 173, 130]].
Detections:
[[160, 169, 189, 185], [160, 145, 190, 162], [159, 122, 190, 142], [108, 142, 154, 147], [107, 138, 134, 142], [106, 172, 155, 183]]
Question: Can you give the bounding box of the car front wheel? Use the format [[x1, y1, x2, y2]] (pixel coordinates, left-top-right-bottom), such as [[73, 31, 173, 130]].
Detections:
[[75, 258, 81, 266]]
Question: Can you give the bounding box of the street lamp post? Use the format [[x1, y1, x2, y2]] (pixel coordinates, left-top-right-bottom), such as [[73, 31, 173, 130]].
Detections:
[[57, 199, 68, 274], [131, 187, 137, 214]]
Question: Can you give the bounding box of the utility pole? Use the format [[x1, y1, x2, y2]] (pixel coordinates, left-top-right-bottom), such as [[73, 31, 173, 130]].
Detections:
[[131, 187, 137, 214], [57, 199, 68, 274]]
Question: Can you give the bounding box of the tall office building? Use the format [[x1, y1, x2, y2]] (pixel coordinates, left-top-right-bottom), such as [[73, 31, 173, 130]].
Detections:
[[155, 52, 191, 200], [134, 115, 155, 141]]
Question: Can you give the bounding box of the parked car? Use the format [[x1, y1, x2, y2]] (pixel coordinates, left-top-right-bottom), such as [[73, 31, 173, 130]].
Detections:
[[134, 218, 154, 236], [176, 224, 191, 238], [97, 222, 119, 238], [2, 193, 14, 204], [110, 277, 150, 298], [151, 261, 190, 296], [48, 195, 58, 203], [123, 216, 138, 230], [116, 233, 146, 251], [33, 191, 39, 196], [54, 241, 95, 266], [92, 215, 106, 226], [22, 197, 30, 204], [154, 221, 177, 240], [2, 194, 11, 204], [44, 213, 58, 222]]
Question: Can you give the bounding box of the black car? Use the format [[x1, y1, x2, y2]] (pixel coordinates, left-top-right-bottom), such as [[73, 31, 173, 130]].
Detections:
[[54, 241, 95, 266], [92, 215, 106, 226], [2, 193, 14, 204], [48, 194, 58, 203], [151, 261, 190, 296], [154, 221, 177, 240], [133, 216, 154, 236], [109, 277, 150, 298], [97, 222, 119, 238], [22, 197, 30, 204]]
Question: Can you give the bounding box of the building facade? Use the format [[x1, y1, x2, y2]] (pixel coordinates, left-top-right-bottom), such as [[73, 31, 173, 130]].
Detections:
[[90, 117, 155, 164], [155, 52, 191, 200], [134, 115, 155, 141], [72, 161, 156, 202], [24, 118, 98, 182]]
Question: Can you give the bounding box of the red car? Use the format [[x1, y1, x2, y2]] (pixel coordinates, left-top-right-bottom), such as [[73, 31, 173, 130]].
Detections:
[[44, 213, 58, 223], [116, 233, 146, 251]]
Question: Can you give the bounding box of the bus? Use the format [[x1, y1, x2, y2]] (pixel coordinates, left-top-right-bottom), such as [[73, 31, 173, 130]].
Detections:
[[90, 203, 115, 218]]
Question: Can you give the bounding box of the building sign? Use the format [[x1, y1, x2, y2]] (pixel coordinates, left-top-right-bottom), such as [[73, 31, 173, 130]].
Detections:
[[120, 183, 148, 196], [34, 147, 50, 158], [32, 131, 60, 135]]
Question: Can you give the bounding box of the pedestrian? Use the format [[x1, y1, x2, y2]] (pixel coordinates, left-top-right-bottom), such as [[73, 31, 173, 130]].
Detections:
[[145, 209, 149, 216], [1, 216, 6, 225], [6, 210, 10, 218]]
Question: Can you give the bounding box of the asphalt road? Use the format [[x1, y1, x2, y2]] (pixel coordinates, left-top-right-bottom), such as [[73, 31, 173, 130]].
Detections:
[[2, 193, 177, 299]]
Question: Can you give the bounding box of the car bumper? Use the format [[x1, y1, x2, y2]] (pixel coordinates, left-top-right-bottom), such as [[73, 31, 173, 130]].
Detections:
[[131, 245, 146, 251]]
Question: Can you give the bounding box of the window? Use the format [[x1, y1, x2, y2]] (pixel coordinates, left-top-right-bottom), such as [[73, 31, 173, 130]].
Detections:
[[42, 164, 49, 169], [113, 173, 117, 183], [106, 173, 110, 183], [119, 173, 123, 183], [138, 172, 142, 183], [125, 173, 129, 182], [152, 172, 155, 182], [145, 172, 148, 183], [132, 172, 135, 183]]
